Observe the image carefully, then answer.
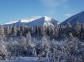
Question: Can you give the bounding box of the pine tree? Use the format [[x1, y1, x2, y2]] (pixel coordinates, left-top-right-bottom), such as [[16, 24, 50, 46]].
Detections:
[[65, 22, 72, 37], [73, 22, 81, 38]]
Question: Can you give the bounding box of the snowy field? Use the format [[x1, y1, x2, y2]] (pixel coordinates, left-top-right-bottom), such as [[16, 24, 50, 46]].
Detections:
[[0, 57, 48, 62]]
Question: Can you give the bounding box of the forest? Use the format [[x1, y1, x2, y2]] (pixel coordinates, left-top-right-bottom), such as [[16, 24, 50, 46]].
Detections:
[[0, 22, 84, 62]]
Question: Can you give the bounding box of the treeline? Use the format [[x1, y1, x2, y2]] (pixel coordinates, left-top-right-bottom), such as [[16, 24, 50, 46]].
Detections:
[[0, 22, 84, 40]]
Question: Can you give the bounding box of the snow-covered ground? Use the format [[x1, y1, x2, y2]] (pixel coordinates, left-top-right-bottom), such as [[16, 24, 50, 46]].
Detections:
[[0, 57, 49, 62]]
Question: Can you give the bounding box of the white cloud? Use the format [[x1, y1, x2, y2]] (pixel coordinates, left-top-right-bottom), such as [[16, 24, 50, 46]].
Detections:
[[64, 13, 73, 17], [38, 0, 69, 16], [39, 0, 68, 7]]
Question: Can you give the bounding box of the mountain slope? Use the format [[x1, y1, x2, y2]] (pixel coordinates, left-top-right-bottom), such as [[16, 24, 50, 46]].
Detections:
[[61, 11, 84, 25], [2, 16, 58, 27]]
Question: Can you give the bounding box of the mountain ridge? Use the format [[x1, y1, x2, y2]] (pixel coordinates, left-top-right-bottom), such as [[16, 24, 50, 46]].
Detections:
[[2, 16, 58, 27]]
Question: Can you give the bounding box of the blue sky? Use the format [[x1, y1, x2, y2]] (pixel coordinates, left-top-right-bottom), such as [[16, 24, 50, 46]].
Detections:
[[0, 0, 84, 24]]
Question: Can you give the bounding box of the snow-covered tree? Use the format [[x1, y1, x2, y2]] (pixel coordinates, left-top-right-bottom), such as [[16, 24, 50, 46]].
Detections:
[[0, 38, 8, 60], [0, 25, 5, 37]]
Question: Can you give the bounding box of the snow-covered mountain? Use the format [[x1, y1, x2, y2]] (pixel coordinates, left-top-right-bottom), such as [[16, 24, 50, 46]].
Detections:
[[2, 16, 58, 27], [61, 11, 84, 25]]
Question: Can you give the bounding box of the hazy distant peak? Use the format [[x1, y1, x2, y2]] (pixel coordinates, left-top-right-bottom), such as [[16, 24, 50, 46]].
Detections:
[[61, 11, 84, 25]]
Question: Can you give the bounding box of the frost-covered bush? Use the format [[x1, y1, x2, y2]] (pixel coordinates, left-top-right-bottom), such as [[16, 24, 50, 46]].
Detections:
[[48, 38, 84, 62]]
